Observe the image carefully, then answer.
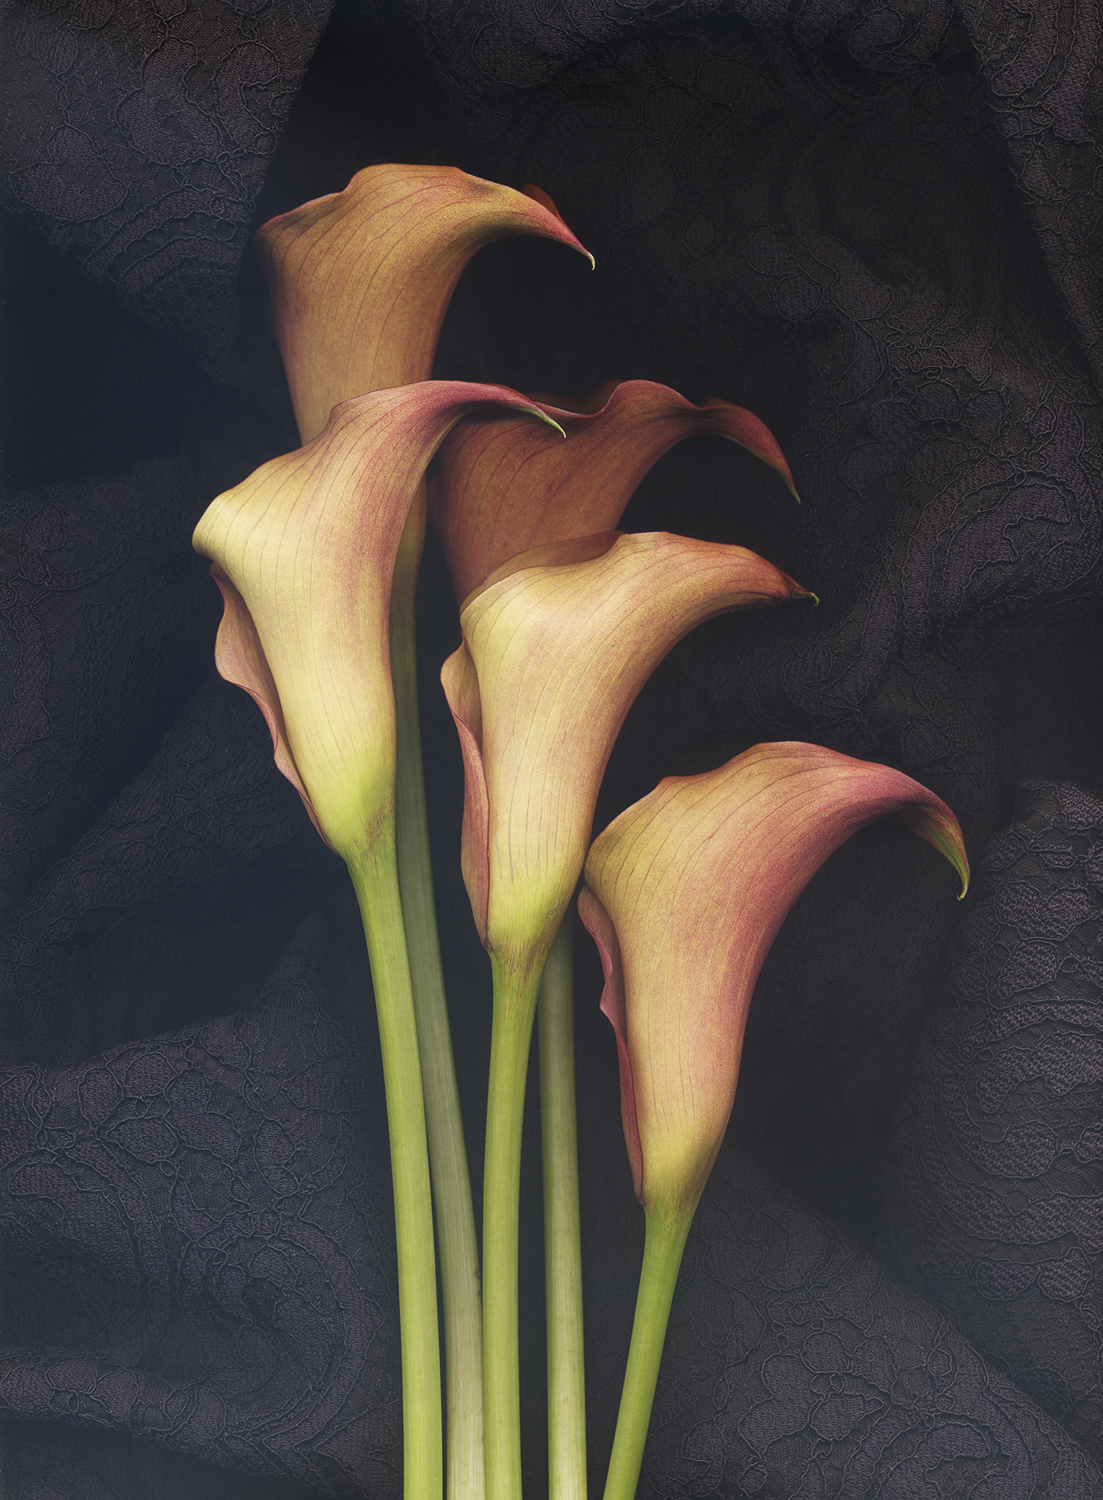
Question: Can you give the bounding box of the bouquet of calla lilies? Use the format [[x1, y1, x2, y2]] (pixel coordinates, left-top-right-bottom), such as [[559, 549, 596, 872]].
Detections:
[[192, 165, 969, 1500]]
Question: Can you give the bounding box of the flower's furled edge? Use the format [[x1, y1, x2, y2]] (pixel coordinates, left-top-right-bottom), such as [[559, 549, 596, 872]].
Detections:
[[194, 382, 560, 859], [442, 534, 812, 972], [257, 164, 593, 444], [433, 379, 800, 604], [580, 741, 969, 1216]]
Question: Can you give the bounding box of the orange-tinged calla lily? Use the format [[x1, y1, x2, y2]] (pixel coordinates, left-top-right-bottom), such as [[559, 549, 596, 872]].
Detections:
[[256, 164, 593, 444], [431, 378, 799, 603], [441, 535, 811, 979], [193, 382, 559, 861], [578, 742, 969, 1219]]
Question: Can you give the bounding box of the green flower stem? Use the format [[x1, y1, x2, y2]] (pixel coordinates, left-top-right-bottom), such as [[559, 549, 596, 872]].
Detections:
[[348, 824, 443, 1500], [537, 921, 587, 1500], [601, 1204, 694, 1500], [484, 955, 544, 1500], [391, 510, 485, 1500]]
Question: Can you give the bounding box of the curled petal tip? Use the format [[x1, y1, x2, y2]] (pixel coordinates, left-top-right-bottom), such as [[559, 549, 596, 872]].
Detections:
[[530, 408, 567, 439], [448, 534, 802, 970], [523, 182, 597, 268], [702, 395, 800, 501], [521, 181, 596, 267], [194, 381, 554, 860], [433, 378, 804, 602], [582, 741, 969, 1213], [896, 803, 970, 898], [259, 163, 596, 441]]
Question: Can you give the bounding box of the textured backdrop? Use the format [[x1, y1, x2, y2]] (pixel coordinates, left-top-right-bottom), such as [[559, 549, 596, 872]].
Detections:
[[2, 1, 1100, 1495]]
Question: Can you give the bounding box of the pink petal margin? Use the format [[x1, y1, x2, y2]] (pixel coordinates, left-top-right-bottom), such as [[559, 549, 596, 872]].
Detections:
[[577, 884, 644, 1200], [440, 645, 492, 946]]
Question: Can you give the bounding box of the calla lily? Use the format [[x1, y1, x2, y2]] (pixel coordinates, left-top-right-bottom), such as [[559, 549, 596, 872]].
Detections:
[[577, 741, 968, 1500], [257, 165, 590, 1500], [194, 380, 560, 1500], [256, 164, 593, 444], [431, 378, 799, 604], [580, 741, 969, 1218], [192, 381, 557, 861], [442, 534, 811, 980], [432, 379, 802, 1496], [445, 534, 809, 1499]]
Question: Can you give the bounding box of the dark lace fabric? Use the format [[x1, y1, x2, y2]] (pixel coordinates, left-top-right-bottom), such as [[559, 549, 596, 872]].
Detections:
[[1, 0, 1100, 1496]]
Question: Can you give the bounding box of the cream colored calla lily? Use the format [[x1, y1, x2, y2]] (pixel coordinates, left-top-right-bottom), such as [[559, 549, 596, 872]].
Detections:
[[578, 741, 969, 1218], [257, 164, 593, 443], [441, 534, 811, 980], [431, 378, 799, 603], [193, 382, 558, 861]]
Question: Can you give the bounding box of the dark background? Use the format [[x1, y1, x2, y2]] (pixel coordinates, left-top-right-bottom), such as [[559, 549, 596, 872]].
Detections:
[[1, 1, 1100, 1495]]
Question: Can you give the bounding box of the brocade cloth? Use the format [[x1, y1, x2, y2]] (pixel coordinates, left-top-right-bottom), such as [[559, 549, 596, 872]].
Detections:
[[1, 1, 1100, 1495]]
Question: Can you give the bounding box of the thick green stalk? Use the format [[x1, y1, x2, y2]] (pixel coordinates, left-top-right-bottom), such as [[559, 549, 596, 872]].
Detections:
[[601, 1205, 693, 1500], [538, 922, 587, 1500], [391, 504, 485, 1500], [348, 826, 443, 1500], [483, 956, 544, 1500]]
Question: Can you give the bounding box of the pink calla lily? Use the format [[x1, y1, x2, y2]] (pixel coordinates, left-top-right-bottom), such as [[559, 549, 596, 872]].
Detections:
[[578, 741, 969, 1219], [431, 378, 799, 603], [441, 535, 811, 980], [193, 382, 558, 860], [256, 164, 593, 444]]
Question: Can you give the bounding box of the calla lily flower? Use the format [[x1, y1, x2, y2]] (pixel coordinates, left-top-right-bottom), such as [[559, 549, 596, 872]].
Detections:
[[431, 378, 799, 603], [256, 163, 593, 444], [257, 165, 591, 1500], [441, 535, 811, 980], [579, 741, 970, 1218], [450, 537, 809, 1500], [192, 381, 558, 861], [579, 743, 968, 1500]]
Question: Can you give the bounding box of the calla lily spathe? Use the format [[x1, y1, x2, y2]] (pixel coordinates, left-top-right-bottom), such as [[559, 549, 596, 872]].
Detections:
[[431, 378, 799, 604], [441, 534, 811, 980], [193, 382, 557, 861], [257, 164, 593, 444], [578, 741, 970, 1218]]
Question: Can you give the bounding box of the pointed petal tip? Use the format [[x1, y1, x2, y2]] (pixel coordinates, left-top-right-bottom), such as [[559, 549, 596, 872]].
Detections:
[[777, 571, 816, 604], [701, 396, 800, 501], [939, 827, 971, 898], [890, 793, 970, 899], [873, 753, 971, 895], [529, 407, 567, 439], [932, 828, 971, 899], [521, 182, 596, 268]]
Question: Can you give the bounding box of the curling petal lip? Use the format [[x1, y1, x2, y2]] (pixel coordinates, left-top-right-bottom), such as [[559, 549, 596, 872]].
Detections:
[[521, 182, 596, 268], [192, 382, 559, 860], [257, 163, 593, 444], [432, 378, 800, 604], [579, 741, 969, 1218], [440, 533, 810, 979]]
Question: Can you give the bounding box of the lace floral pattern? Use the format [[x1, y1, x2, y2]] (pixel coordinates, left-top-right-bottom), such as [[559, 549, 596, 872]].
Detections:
[[2, 0, 1100, 1494]]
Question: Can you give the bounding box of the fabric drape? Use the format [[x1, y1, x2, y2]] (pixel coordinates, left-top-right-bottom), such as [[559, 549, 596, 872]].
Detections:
[[2, 1, 1099, 1495]]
